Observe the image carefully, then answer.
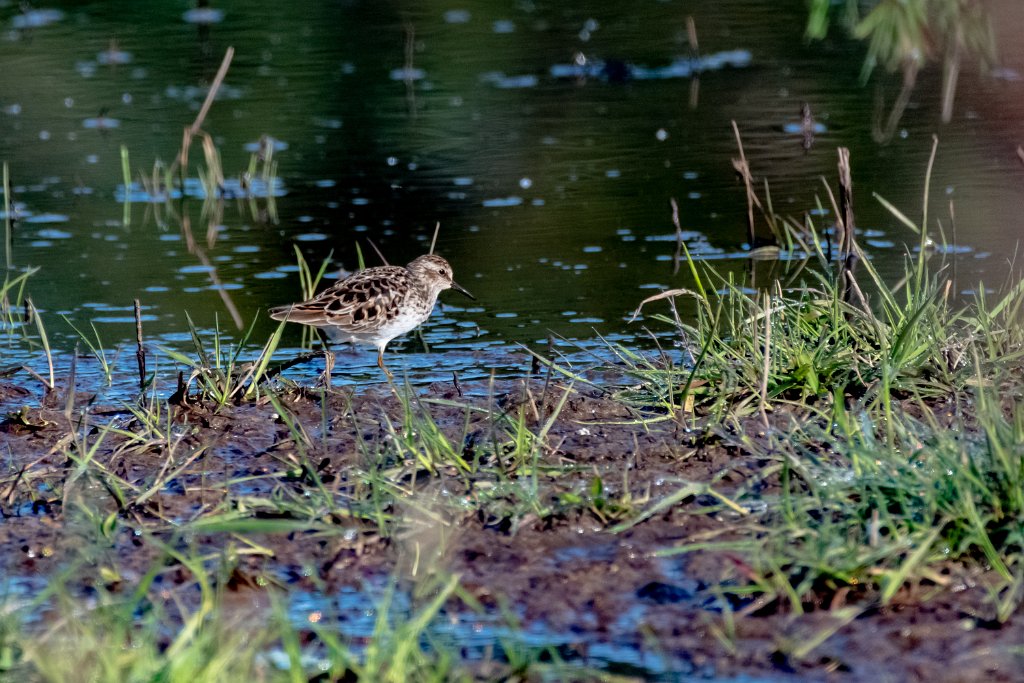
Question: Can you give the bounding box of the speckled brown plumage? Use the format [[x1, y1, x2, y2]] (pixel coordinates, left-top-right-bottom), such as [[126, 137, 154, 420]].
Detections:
[[269, 254, 474, 378]]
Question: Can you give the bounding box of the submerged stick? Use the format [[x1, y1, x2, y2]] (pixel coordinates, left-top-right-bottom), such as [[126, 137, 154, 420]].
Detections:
[[135, 299, 146, 391]]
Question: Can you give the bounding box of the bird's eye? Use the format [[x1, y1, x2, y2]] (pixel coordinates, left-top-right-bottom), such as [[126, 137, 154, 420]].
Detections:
[[438, 268, 446, 276]]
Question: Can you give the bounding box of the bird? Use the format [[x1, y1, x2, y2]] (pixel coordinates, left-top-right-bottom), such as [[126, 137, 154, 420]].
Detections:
[[269, 254, 475, 379]]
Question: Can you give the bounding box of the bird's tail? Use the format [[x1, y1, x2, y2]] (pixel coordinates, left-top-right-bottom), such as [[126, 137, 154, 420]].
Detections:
[[268, 304, 330, 326]]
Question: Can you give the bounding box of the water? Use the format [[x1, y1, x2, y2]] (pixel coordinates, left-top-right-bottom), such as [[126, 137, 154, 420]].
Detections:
[[2, 1, 1023, 385], [283, 581, 790, 681]]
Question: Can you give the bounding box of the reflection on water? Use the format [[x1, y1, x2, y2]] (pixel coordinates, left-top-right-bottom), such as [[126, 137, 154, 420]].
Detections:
[[0, 0, 1022, 385]]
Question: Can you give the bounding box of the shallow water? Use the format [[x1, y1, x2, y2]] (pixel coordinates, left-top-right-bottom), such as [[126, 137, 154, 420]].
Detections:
[[2, 1, 1023, 385], [283, 582, 791, 682]]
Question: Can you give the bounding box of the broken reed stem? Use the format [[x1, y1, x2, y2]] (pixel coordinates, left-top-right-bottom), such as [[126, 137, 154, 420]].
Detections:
[[135, 299, 146, 391], [731, 121, 761, 247], [670, 197, 683, 275], [922, 134, 939, 240], [64, 347, 77, 421], [191, 47, 234, 136], [685, 16, 699, 56], [366, 238, 389, 266], [429, 221, 440, 255], [175, 46, 234, 175], [837, 147, 855, 256]]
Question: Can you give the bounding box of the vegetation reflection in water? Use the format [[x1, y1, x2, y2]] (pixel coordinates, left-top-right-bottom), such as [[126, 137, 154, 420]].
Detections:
[[0, 0, 1019, 373]]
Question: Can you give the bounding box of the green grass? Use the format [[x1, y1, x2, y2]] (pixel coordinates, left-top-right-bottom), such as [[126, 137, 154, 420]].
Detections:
[[0, 555, 520, 683], [592, 169, 1024, 632], [6, 135, 1024, 676]]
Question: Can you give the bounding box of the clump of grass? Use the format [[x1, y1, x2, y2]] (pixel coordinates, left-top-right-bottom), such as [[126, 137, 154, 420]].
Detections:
[[721, 376, 1024, 623], [160, 313, 285, 406], [603, 148, 1024, 632], [0, 548, 503, 683], [0, 267, 37, 332]]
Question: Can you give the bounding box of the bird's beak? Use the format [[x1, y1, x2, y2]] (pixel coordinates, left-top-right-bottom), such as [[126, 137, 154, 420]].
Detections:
[[450, 281, 476, 300]]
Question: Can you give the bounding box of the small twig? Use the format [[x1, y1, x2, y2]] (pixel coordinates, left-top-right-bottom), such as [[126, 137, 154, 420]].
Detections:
[[451, 370, 462, 397], [134, 299, 146, 392], [21, 366, 50, 391], [1, 466, 26, 507]]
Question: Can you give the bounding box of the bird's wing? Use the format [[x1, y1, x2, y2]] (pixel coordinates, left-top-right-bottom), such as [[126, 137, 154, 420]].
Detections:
[[269, 266, 413, 333]]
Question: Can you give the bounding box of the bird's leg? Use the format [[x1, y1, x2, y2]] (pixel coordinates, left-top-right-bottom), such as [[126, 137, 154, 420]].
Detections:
[[312, 328, 334, 387], [377, 349, 394, 381], [318, 349, 335, 387]]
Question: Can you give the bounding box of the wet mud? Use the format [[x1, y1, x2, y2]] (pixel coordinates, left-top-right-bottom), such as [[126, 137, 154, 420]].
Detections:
[[0, 372, 1022, 682]]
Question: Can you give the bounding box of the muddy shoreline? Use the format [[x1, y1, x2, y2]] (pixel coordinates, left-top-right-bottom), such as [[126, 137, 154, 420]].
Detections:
[[0, 363, 1022, 682]]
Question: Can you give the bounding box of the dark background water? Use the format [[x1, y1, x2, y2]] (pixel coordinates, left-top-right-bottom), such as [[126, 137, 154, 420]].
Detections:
[[3, 0, 1024, 384]]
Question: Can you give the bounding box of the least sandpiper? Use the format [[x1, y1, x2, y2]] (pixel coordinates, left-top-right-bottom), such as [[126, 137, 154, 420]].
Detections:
[[269, 254, 475, 378]]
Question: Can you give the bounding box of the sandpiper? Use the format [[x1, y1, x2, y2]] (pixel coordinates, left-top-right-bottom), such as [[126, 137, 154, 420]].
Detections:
[[269, 254, 475, 379]]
